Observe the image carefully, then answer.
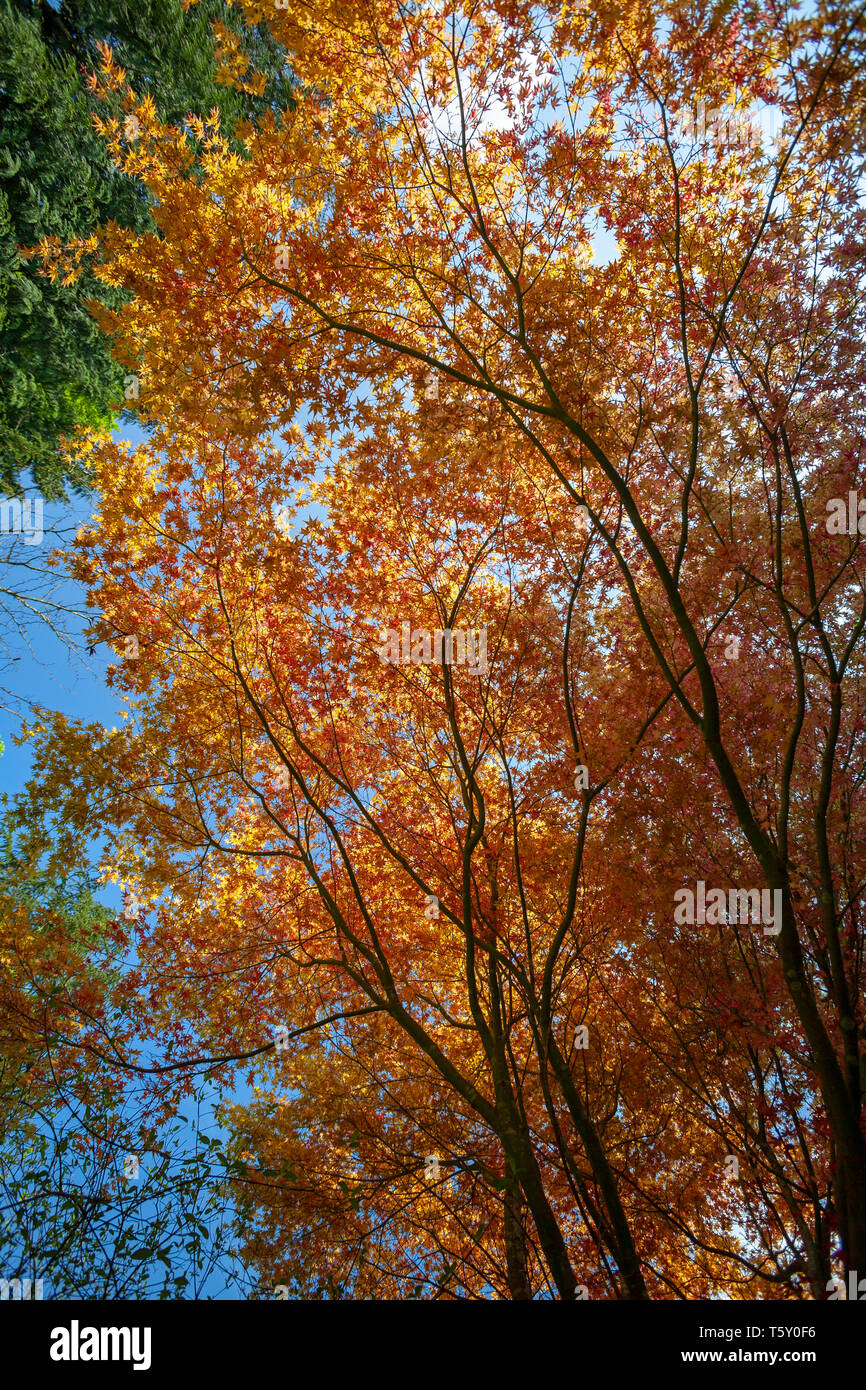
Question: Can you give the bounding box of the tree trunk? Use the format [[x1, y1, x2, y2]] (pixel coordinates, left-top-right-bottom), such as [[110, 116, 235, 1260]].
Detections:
[[503, 1186, 532, 1299]]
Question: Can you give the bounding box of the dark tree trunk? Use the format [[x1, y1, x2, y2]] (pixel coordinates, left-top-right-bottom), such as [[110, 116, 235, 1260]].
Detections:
[[503, 1186, 532, 1300]]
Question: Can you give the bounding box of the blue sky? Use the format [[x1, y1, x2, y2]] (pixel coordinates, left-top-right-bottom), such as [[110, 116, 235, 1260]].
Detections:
[[0, 427, 259, 1299]]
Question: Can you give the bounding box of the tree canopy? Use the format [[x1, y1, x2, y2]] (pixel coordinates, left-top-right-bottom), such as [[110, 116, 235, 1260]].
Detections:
[[10, 0, 866, 1298]]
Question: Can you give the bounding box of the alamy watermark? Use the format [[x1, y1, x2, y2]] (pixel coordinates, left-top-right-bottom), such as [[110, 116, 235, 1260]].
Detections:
[[827, 1271, 866, 1299], [377, 623, 488, 674], [667, 100, 781, 151], [674, 882, 782, 935], [0, 495, 43, 546], [1, 1276, 43, 1299], [826, 493, 866, 536]]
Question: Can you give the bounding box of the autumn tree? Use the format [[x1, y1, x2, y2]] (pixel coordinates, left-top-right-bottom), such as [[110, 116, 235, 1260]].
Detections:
[[28, 0, 866, 1295], [14, 403, 842, 1297]]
